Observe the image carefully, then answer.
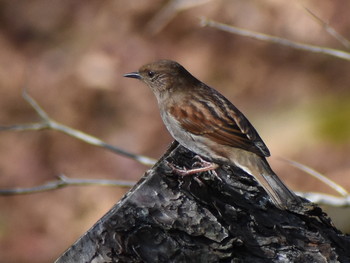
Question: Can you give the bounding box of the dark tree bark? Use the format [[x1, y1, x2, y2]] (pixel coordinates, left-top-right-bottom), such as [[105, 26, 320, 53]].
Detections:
[[55, 142, 350, 263]]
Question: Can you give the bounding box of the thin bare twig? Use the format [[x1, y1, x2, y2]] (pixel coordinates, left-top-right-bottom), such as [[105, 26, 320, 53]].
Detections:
[[2, 171, 348, 207], [281, 159, 350, 207], [0, 174, 135, 195], [200, 18, 350, 61], [302, 6, 350, 49], [281, 158, 348, 197], [0, 90, 157, 167], [146, 0, 213, 35], [296, 191, 350, 207]]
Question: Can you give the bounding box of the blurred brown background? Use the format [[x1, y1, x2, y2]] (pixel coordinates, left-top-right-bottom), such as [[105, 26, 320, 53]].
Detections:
[[0, 0, 349, 262]]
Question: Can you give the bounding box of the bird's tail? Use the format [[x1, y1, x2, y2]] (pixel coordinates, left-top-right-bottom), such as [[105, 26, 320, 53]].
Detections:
[[228, 150, 301, 209], [254, 158, 301, 210]]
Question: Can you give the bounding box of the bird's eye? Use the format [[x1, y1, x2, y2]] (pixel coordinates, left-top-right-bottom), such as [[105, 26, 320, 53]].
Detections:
[[148, 71, 155, 78]]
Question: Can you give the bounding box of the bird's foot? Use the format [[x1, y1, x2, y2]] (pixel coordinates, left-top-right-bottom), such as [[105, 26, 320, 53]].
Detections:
[[166, 157, 219, 176], [192, 155, 222, 181], [192, 155, 214, 168]]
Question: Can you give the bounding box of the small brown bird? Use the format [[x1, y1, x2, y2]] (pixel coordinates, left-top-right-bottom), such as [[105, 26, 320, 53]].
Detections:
[[124, 59, 300, 209]]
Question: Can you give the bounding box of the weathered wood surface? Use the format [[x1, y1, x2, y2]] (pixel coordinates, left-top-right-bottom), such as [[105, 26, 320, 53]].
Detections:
[[55, 142, 350, 263]]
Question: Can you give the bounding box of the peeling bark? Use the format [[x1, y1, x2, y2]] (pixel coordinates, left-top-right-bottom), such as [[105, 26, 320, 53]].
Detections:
[[55, 142, 350, 263]]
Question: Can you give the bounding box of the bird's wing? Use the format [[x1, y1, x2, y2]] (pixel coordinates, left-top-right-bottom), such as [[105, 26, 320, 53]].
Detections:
[[169, 93, 270, 157]]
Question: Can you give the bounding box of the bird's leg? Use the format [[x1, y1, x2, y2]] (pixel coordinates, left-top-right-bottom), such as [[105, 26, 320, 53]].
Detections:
[[166, 156, 219, 176]]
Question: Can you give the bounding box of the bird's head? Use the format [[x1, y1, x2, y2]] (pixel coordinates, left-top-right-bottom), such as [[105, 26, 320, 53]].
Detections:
[[124, 60, 197, 99]]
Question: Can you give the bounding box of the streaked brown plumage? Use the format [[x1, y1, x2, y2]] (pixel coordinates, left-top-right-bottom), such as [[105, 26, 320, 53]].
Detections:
[[124, 59, 300, 209]]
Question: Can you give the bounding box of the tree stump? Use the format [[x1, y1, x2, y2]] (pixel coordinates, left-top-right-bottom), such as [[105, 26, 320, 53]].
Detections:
[[55, 142, 350, 263]]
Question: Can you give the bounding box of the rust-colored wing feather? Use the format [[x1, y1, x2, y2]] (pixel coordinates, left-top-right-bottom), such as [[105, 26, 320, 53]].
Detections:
[[169, 90, 270, 157]]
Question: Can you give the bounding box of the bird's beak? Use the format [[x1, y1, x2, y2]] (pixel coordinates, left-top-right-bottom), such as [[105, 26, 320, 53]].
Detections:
[[123, 72, 141, 79]]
